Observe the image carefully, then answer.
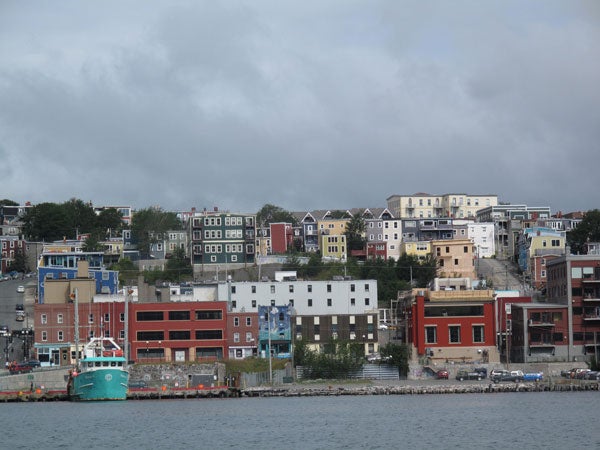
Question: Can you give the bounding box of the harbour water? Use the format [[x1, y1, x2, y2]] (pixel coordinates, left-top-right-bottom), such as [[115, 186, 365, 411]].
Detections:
[[5, 391, 598, 449]]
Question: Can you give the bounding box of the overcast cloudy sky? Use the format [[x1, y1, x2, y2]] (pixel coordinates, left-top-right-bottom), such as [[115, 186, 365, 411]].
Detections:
[[1, 1, 598, 214]]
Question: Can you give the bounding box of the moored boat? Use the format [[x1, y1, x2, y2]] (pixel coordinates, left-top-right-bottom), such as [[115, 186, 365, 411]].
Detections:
[[67, 337, 129, 401]]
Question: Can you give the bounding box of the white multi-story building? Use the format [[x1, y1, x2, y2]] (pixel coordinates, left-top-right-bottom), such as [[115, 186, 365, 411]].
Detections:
[[217, 278, 378, 316]]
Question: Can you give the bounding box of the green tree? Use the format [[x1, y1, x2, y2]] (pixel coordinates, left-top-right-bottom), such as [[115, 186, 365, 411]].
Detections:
[[110, 258, 138, 286], [62, 198, 97, 237], [380, 342, 410, 378], [7, 248, 28, 273], [22, 202, 70, 241], [131, 207, 181, 258], [96, 208, 124, 237], [165, 246, 193, 282], [0, 199, 18, 206], [82, 231, 105, 252], [567, 209, 600, 255], [345, 215, 366, 253], [256, 204, 297, 227]]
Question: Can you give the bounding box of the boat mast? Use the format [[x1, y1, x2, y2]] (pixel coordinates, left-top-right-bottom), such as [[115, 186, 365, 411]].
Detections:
[[73, 288, 79, 367], [124, 288, 131, 366]]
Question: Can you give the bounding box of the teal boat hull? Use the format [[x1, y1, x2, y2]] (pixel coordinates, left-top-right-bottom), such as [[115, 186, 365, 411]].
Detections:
[[69, 367, 129, 401]]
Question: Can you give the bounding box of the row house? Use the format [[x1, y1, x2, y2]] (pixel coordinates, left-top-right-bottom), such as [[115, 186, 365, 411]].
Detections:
[[228, 311, 259, 359], [256, 222, 294, 255], [404, 285, 499, 364], [292, 211, 319, 253], [1, 236, 26, 273], [363, 208, 402, 261], [476, 205, 552, 260], [546, 254, 600, 362], [189, 209, 256, 268], [517, 227, 566, 275], [387, 193, 498, 220]]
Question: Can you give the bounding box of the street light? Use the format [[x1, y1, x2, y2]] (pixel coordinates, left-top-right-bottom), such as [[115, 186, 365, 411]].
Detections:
[[145, 341, 149, 361]]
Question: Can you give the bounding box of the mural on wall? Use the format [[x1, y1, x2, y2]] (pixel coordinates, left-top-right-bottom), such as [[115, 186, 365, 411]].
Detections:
[[258, 305, 292, 358]]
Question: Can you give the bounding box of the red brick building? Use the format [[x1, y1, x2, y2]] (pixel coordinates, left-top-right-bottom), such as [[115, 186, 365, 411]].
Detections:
[[405, 287, 499, 363], [130, 301, 228, 362], [547, 254, 600, 362], [227, 311, 258, 359]]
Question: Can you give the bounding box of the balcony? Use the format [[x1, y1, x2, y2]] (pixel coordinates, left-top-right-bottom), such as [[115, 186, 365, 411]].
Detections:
[[583, 314, 600, 321], [528, 319, 555, 327], [529, 342, 555, 348], [583, 293, 600, 302]]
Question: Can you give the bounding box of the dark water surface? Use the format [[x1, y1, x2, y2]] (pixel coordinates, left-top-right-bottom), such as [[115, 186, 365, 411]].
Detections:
[[4, 391, 598, 449]]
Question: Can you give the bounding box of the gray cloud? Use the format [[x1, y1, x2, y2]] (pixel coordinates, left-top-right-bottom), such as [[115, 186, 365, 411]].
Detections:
[[0, 1, 598, 214]]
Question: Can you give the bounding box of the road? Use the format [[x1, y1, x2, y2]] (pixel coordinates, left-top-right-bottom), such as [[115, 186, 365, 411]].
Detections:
[[476, 257, 525, 291], [0, 277, 36, 365]]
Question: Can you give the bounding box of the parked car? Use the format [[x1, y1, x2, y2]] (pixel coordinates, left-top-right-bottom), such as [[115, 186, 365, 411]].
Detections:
[[16, 285, 25, 293], [8, 362, 33, 374], [456, 369, 484, 381], [574, 369, 592, 379], [0, 325, 9, 337], [436, 369, 449, 380], [473, 367, 488, 378], [21, 359, 41, 369], [523, 372, 543, 381], [583, 371, 600, 380], [491, 370, 524, 383]]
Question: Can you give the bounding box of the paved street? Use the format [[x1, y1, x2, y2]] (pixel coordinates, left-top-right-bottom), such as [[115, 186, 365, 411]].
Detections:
[[0, 277, 35, 365], [476, 257, 525, 291]]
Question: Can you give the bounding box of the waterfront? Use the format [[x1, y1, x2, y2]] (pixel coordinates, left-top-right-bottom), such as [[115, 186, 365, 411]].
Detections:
[[4, 391, 598, 449]]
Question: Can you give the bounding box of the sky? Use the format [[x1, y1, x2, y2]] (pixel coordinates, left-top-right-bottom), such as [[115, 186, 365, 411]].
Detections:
[[1, 1, 599, 215]]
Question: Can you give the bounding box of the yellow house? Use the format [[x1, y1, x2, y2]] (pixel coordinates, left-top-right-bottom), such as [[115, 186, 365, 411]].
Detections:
[[401, 241, 431, 261], [319, 233, 347, 261], [431, 238, 476, 279]]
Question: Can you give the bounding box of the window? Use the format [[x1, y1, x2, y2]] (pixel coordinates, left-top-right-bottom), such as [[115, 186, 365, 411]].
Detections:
[[88, 314, 94, 324], [233, 332, 240, 343], [119, 330, 125, 340], [195, 310, 223, 320], [425, 326, 437, 344], [252, 300, 257, 308], [327, 299, 332, 307], [120, 313, 125, 322], [307, 285, 312, 293], [169, 330, 191, 340], [58, 331, 64, 341], [195, 330, 223, 340], [449, 326, 461, 343], [251, 286, 256, 294], [246, 317, 252, 326], [327, 284, 332, 293], [136, 311, 163, 321], [289, 285, 294, 293], [308, 299, 313, 307], [231, 286, 236, 294], [234, 317, 239, 326], [365, 284, 370, 292], [351, 284, 355, 292], [454, 259, 459, 265], [104, 313, 110, 323], [472, 325, 484, 343], [41, 314, 47, 324], [137, 331, 164, 341], [365, 298, 370, 306], [57, 314, 63, 324], [169, 311, 190, 320], [42, 331, 47, 341], [270, 285, 276, 294], [246, 332, 253, 342]]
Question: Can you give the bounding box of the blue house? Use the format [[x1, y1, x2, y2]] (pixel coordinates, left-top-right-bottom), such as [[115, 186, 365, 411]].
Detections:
[[37, 250, 119, 303]]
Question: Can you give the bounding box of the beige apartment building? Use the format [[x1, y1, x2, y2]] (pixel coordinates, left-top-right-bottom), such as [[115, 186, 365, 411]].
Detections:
[[431, 238, 477, 279], [387, 193, 498, 219]]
